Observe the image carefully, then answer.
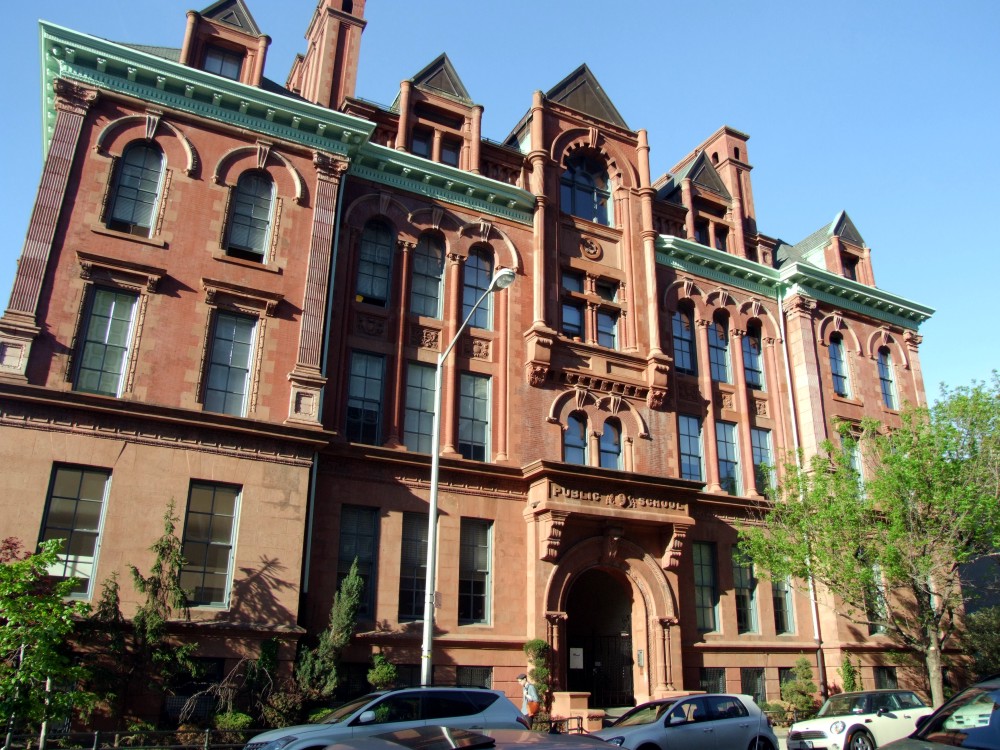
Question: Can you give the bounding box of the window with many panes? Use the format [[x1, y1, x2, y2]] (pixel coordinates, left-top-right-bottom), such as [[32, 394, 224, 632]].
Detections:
[[107, 142, 163, 237], [410, 234, 444, 318], [597, 309, 619, 349], [459, 518, 491, 624], [204, 311, 256, 417], [672, 307, 696, 375], [180, 482, 239, 606], [742, 323, 765, 390], [874, 666, 898, 690], [741, 667, 766, 706], [346, 351, 384, 445], [458, 373, 490, 461], [699, 667, 726, 693], [225, 171, 273, 262], [773, 577, 794, 634], [560, 154, 610, 226], [716, 421, 740, 494], [733, 561, 758, 633], [39, 465, 110, 597], [404, 363, 435, 453], [750, 428, 773, 495], [356, 220, 394, 306], [829, 333, 851, 397], [339, 505, 378, 617], [75, 287, 138, 397], [878, 347, 897, 409], [398, 512, 427, 621], [866, 563, 888, 635], [708, 316, 731, 383], [693, 542, 718, 632], [600, 419, 622, 469], [678, 414, 703, 481], [457, 666, 492, 688], [564, 412, 588, 465], [462, 249, 494, 330], [203, 45, 243, 80]]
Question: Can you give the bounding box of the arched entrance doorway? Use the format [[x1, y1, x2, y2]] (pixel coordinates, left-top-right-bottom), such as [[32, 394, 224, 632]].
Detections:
[[566, 568, 634, 707]]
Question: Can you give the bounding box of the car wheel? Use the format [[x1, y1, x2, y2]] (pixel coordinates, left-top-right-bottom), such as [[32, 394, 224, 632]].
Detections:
[[847, 730, 875, 750], [636, 743, 660, 750], [748, 738, 774, 750]]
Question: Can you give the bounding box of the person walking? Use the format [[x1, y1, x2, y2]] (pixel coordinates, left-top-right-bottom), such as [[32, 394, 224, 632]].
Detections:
[[517, 673, 540, 728]]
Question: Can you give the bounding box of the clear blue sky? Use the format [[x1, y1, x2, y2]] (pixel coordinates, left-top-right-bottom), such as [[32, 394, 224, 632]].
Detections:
[[2, 0, 997, 395]]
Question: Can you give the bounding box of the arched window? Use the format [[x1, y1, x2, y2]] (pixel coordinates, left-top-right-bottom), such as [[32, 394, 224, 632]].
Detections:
[[599, 419, 622, 470], [356, 219, 394, 306], [742, 322, 765, 390], [410, 234, 444, 318], [878, 347, 897, 409], [672, 306, 696, 375], [107, 141, 164, 237], [225, 171, 274, 262], [829, 333, 850, 397], [560, 155, 611, 226], [564, 412, 588, 465], [462, 247, 494, 330], [708, 315, 731, 383]]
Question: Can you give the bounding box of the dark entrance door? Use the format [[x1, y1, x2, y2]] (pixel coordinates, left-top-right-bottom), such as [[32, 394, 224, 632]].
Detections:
[[565, 568, 635, 708]]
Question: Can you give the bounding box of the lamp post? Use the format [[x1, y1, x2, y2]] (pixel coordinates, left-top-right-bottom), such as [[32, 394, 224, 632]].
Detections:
[[420, 267, 516, 686]]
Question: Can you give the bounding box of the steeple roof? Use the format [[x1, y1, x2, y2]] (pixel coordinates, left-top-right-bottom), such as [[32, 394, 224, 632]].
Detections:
[[410, 53, 473, 105], [545, 64, 628, 129]]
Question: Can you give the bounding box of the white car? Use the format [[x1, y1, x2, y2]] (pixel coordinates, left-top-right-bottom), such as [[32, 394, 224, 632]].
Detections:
[[786, 690, 934, 750]]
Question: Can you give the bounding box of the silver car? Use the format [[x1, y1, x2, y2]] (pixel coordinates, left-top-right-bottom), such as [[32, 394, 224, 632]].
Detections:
[[881, 675, 1000, 750], [324, 726, 608, 750], [243, 687, 527, 750], [590, 694, 778, 750]]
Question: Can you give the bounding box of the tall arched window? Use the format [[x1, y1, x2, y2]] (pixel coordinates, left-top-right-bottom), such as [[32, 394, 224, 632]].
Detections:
[[463, 247, 494, 330], [225, 171, 274, 262], [410, 233, 444, 318], [878, 347, 897, 409], [672, 306, 696, 375], [564, 412, 588, 465], [356, 219, 394, 307], [599, 419, 622, 469], [742, 322, 765, 390], [107, 141, 164, 237], [829, 333, 850, 397], [560, 155, 611, 226], [708, 315, 731, 383]]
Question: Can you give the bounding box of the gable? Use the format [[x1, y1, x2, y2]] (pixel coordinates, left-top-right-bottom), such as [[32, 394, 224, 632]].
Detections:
[[833, 211, 865, 246], [546, 64, 629, 129], [688, 153, 731, 200], [411, 53, 473, 104], [198, 0, 262, 36]]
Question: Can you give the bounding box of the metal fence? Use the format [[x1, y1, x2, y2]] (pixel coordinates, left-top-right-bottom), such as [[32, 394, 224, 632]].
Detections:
[[2, 728, 257, 750]]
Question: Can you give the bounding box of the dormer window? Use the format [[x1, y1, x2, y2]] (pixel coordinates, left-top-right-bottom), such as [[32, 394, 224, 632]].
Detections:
[[440, 139, 460, 167], [203, 45, 244, 80], [561, 155, 611, 226], [411, 129, 432, 159], [843, 255, 859, 281]]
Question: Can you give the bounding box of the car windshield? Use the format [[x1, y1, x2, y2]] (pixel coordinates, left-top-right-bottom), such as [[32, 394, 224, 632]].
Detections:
[[817, 694, 870, 718], [916, 686, 1000, 746], [313, 694, 383, 724], [614, 702, 675, 727]]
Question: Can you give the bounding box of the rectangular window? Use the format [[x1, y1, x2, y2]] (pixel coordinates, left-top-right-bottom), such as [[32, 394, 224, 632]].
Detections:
[[596, 281, 617, 302], [672, 310, 696, 375], [75, 288, 138, 397], [339, 505, 379, 617], [440, 140, 460, 167], [597, 310, 618, 349], [716, 421, 740, 495], [750, 428, 773, 495], [561, 302, 584, 339], [878, 349, 897, 409], [457, 666, 493, 688], [404, 363, 436, 453], [346, 351, 384, 445], [411, 130, 432, 159], [459, 518, 492, 624], [458, 373, 490, 461], [699, 667, 726, 693], [693, 542, 718, 632], [39, 465, 110, 597], [205, 311, 256, 416], [180, 482, 239, 606], [398, 512, 427, 621], [733, 561, 758, 633], [843, 256, 859, 281], [678, 415, 703, 482], [714, 227, 729, 251], [203, 46, 243, 80], [741, 667, 766, 706], [874, 666, 898, 690], [867, 564, 888, 635], [708, 319, 731, 383], [562, 271, 584, 293], [829, 336, 851, 397], [742, 330, 765, 390], [778, 667, 795, 698], [773, 577, 795, 635]]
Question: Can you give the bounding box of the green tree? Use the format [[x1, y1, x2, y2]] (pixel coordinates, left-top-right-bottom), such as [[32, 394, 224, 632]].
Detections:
[[961, 605, 1000, 679], [522, 639, 551, 707], [837, 654, 861, 694], [296, 559, 363, 699], [0, 538, 94, 731], [739, 376, 1000, 707], [780, 657, 819, 719]]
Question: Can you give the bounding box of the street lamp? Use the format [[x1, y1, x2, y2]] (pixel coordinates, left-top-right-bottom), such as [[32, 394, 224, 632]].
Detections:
[[420, 267, 516, 686]]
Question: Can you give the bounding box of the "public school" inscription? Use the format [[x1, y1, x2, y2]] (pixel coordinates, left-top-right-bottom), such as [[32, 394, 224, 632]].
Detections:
[[549, 483, 685, 512]]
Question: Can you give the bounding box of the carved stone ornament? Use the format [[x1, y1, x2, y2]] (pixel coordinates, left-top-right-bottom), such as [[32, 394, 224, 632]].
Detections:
[[355, 313, 387, 338], [678, 382, 701, 403], [539, 510, 570, 562], [468, 337, 491, 360], [754, 398, 769, 417], [647, 386, 668, 409], [54, 79, 99, 115], [721, 392, 735, 410], [527, 364, 549, 387], [602, 525, 625, 564], [581, 237, 602, 260], [664, 522, 691, 570]]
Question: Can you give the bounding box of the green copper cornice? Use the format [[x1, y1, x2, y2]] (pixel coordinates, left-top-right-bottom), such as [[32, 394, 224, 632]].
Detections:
[[656, 235, 933, 329]]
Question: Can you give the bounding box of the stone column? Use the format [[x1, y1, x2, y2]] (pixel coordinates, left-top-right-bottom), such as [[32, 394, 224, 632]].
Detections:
[[730, 328, 758, 496], [658, 617, 678, 692], [494, 278, 511, 462], [440, 252, 464, 455], [387, 240, 415, 446], [781, 296, 826, 459], [695, 318, 722, 492], [545, 611, 568, 690]]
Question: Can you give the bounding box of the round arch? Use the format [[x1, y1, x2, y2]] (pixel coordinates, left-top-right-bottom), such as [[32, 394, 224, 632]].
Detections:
[[96, 114, 199, 176], [817, 313, 863, 355], [213, 144, 305, 203]]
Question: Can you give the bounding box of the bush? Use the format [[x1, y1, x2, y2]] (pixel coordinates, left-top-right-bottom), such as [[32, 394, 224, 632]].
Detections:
[[367, 653, 397, 690], [214, 711, 254, 743], [262, 682, 305, 727], [175, 724, 204, 747], [759, 702, 788, 726], [780, 657, 820, 720]]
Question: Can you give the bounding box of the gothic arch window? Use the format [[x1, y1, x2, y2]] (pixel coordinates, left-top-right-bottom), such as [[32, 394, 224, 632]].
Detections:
[[463, 246, 494, 330], [410, 233, 444, 318], [708, 313, 731, 384], [672, 303, 697, 376], [564, 412, 588, 465], [830, 332, 851, 397], [877, 346, 897, 409], [355, 219, 394, 307], [560, 154, 611, 226], [742, 321, 765, 390], [225, 171, 274, 262], [599, 418, 623, 470], [107, 141, 164, 237]]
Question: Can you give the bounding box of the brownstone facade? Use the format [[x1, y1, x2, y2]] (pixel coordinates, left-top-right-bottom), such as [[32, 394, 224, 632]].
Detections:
[[0, 0, 934, 719]]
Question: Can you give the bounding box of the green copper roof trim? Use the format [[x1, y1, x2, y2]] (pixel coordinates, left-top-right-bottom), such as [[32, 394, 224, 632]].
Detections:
[[38, 22, 375, 160], [351, 143, 535, 225], [656, 235, 933, 329]]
